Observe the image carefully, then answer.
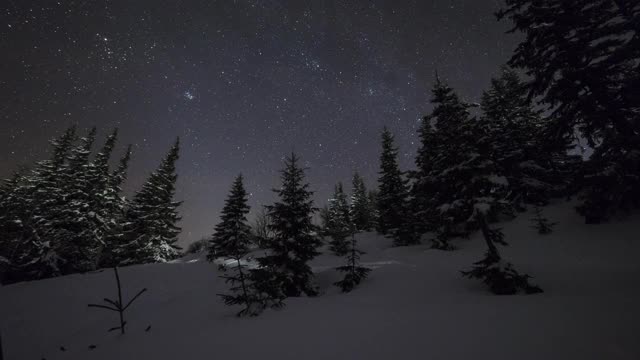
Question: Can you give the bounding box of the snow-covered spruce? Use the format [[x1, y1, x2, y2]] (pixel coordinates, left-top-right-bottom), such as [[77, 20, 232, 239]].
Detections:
[[334, 232, 371, 292], [0, 127, 78, 282], [208, 175, 253, 261], [479, 67, 568, 209], [498, 0, 640, 223], [257, 153, 322, 297], [116, 138, 182, 265], [412, 77, 477, 249], [376, 127, 416, 246], [326, 182, 351, 256], [212, 175, 283, 316], [350, 172, 375, 232]]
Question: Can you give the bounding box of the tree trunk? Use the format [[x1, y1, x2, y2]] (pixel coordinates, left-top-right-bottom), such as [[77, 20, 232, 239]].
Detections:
[[477, 211, 500, 259]]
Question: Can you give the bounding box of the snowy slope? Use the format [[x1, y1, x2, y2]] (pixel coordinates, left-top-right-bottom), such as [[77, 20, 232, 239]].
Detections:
[[1, 201, 640, 360]]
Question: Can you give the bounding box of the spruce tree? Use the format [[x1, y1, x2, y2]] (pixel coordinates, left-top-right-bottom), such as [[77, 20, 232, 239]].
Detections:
[[318, 204, 331, 237], [350, 172, 372, 231], [498, 0, 640, 223], [415, 78, 476, 249], [257, 153, 322, 297], [367, 189, 379, 229], [480, 67, 568, 209], [207, 174, 252, 260], [212, 175, 279, 316], [118, 139, 182, 265], [334, 231, 371, 293], [100, 145, 133, 268], [0, 171, 28, 283], [376, 127, 416, 246], [53, 127, 101, 274], [327, 182, 351, 256], [12, 126, 78, 280]]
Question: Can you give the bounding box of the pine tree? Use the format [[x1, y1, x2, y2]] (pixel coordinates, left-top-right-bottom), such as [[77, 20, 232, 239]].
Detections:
[[257, 153, 322, 297], [376, 127, 416, 246], [212, 175, 279, 316], [530, 206, 556, 235], [207, 174, 252, 260], [118, 139, 182, 265], [326, 182, 351, 256], [350, 172, 372, 231], [334, 231, 371, 292], [498, 0, 640, 223]]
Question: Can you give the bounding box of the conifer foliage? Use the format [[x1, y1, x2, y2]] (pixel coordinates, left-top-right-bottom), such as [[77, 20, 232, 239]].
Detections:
[[530, 206, 556, 235], [118, 139, 182, 265], [326, 182, 351, 256], [498, 0, 640, 223], [412, 78, 486, 250], [462, 210, 543, 295], [334, 231, 371, 292], [0, 127, 183, 284], [376, 127, 415, 246], [213, 175, 280, 316], [350, 172, 373, 231], [208, 175, 253, 260], [257, 153, 322, 297], [479, 67, 560, 209]]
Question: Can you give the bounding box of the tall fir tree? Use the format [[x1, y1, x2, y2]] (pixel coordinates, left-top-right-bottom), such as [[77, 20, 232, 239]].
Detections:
[[212, 175, 278, 316], [118, 138, 182, 265], [207, 174, 253, 260], [0, 126, 77, 282], [326, 182, 351, 256], [257, 153, 322, 297], [498, 0, 640, 223], [350, 172, 372, 231], [413, 78, 476, 249], [0, 171, 28, 283], [367, 189, 379, 229], [480, 67, 573, 209], [376, 127, 415, 246], [100, 144, 132, 268], [53, 127, 101, 274]]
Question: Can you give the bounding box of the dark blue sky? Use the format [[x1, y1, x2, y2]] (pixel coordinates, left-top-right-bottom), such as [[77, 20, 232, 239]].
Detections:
[[1, 0, 518, 245]]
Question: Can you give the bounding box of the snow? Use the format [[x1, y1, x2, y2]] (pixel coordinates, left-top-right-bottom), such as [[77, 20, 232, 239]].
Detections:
[[2, 201, 640, 360]]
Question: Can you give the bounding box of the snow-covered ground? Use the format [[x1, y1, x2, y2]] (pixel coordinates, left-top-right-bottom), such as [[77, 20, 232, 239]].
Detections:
[[2, 201, 639, 360]]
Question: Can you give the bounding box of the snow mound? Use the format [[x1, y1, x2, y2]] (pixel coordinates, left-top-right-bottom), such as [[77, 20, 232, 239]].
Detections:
[[1, 201, 640, 360]]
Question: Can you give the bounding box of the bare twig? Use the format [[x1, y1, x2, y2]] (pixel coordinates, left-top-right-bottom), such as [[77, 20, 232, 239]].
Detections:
[[88, 267, 147, 334]]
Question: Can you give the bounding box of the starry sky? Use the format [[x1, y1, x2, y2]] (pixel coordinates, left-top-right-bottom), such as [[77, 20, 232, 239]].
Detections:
[[1, 0, 518, 246]]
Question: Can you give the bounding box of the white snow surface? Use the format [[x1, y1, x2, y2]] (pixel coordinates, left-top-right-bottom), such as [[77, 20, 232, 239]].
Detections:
[[2, 201, 640, 360]]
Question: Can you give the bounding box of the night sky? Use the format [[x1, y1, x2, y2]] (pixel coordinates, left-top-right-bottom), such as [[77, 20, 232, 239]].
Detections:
[[1, 0, 518, 246]]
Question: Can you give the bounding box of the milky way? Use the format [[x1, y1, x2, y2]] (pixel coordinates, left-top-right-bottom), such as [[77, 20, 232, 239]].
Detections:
[[1, 0, 518, 245]]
